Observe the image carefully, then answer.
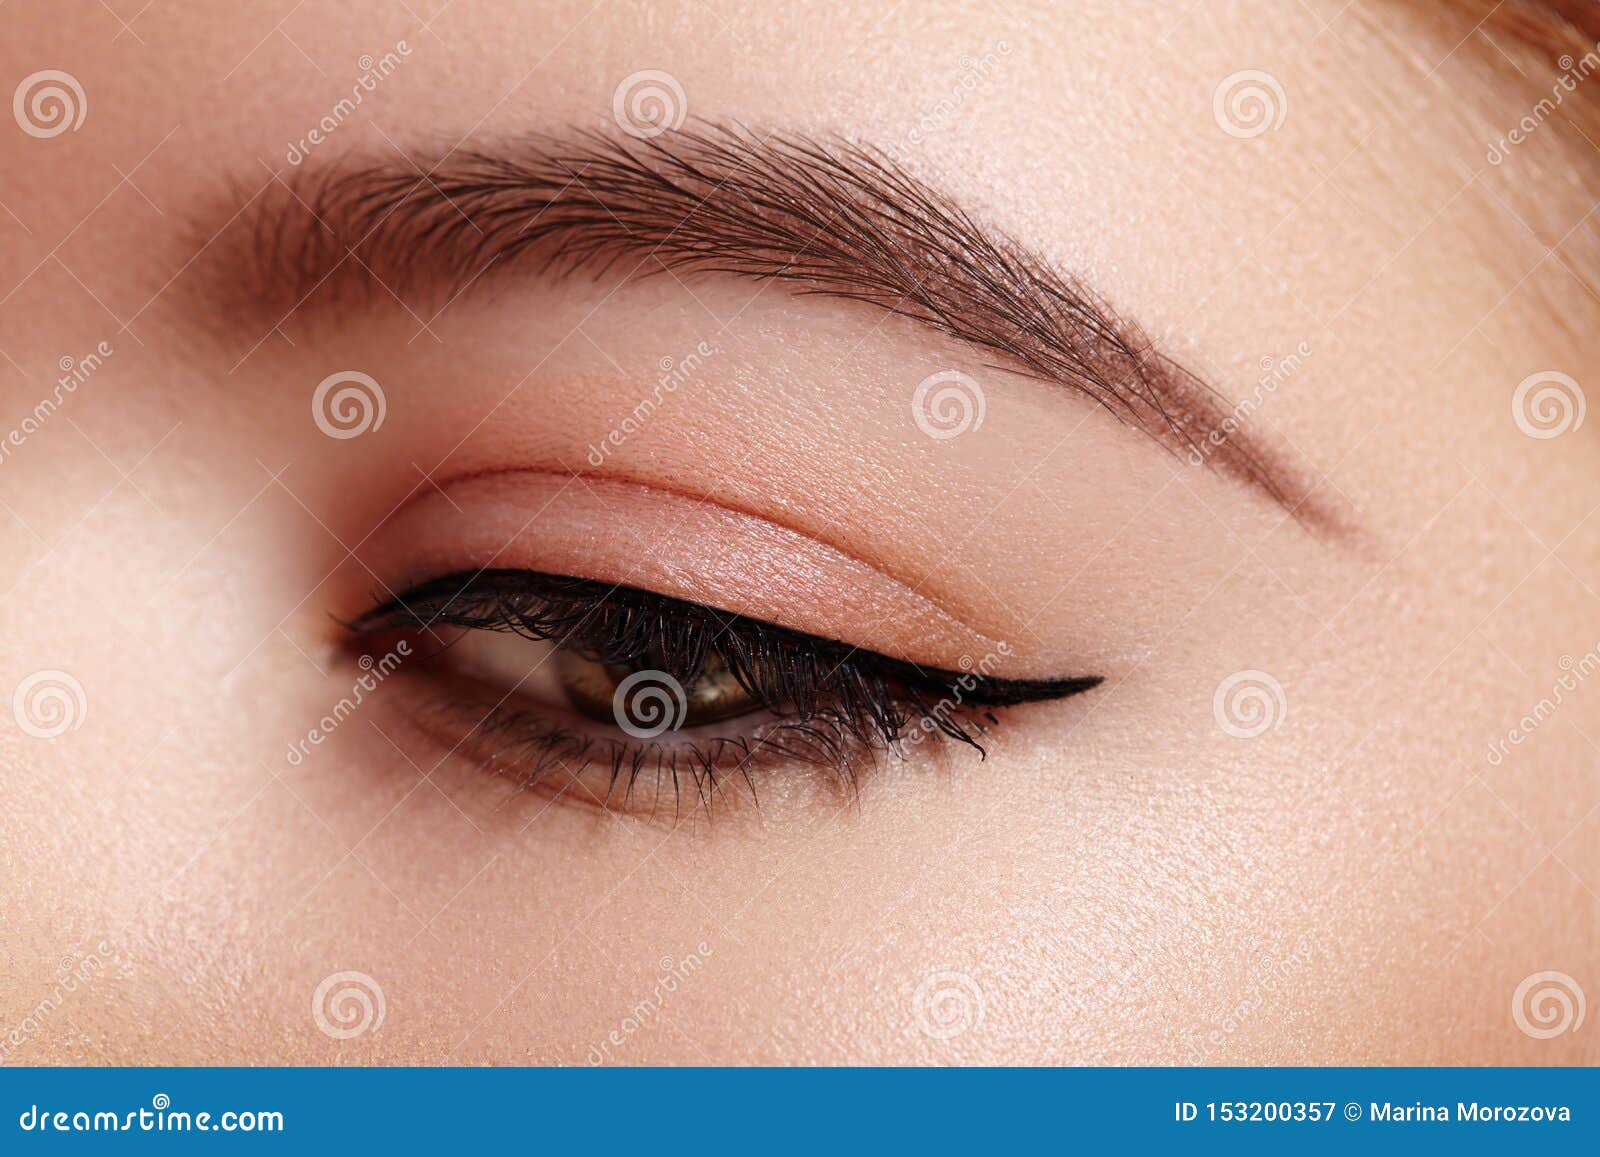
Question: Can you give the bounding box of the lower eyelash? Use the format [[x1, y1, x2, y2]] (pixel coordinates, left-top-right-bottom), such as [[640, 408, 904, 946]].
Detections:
[[396, 672, 1002, 818]]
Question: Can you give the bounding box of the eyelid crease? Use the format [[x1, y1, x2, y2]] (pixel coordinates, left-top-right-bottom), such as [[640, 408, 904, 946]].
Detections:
[[355, 465, 1039, 672], [415, 463, 1000, 639]]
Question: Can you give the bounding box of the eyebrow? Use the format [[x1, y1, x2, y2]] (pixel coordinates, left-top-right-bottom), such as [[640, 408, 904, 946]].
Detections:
[[207, 122, 1335, 529]]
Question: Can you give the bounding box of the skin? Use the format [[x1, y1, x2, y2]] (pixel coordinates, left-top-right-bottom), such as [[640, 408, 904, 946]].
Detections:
[[0, 0, 1595, 1064]]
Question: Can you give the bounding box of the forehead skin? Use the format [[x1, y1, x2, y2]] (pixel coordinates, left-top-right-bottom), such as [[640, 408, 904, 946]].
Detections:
[[0, 0, 1595, 1064]]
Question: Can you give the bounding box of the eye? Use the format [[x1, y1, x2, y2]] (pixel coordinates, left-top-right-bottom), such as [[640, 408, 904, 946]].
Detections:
[[344, 569, 1102, 815]]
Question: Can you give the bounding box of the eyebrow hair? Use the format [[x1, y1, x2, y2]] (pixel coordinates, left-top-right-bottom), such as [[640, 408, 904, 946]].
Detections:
[[211, 122, 1336, 529]]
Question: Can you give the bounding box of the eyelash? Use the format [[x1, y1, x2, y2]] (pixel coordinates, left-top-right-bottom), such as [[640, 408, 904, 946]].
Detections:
[[345, 570, 1100, 812]]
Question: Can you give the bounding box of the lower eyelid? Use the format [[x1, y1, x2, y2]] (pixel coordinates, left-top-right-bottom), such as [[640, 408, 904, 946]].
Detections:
[[375, 668, 878, 819], [348, 615, 1021, 819]]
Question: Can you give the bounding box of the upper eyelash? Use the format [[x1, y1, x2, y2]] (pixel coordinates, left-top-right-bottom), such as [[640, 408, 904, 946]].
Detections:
[[346, 569, 1101, 752]]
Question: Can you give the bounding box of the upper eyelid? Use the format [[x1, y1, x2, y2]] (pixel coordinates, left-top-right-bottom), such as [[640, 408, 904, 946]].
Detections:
[[350, 569, 931, 675], [356, 466, 1016, 667], [350, 570, 1101, 708]]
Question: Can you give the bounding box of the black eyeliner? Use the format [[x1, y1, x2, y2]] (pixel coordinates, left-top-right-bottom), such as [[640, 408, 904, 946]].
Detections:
[[348, 569, 1102, 710]]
